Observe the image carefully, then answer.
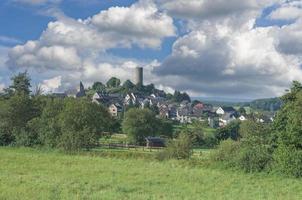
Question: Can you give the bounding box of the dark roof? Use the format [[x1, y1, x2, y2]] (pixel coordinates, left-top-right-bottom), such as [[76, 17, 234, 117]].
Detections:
[[51, 93, 67, 98], [145, 137, 166, 147], [221, 106, 236, 112]]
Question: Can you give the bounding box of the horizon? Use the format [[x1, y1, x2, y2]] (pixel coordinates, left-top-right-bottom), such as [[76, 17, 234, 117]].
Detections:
[[0, 0, 302, 100]]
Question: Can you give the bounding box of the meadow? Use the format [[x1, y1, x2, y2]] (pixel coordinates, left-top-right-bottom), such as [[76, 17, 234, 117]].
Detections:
[[1, 147, 302, 200]]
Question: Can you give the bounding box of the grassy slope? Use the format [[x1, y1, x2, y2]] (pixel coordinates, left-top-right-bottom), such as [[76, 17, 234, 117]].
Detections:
[[1, 148, 302, 200]]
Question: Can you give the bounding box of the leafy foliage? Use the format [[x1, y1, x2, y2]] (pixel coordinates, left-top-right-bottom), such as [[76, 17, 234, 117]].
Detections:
[[122, 108, 159, 144], [157, 132, 192, 160], [215, 120, 241, 141]]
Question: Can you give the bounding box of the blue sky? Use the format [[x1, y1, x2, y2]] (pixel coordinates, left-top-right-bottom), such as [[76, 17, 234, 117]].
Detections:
[[0, 0, 302, 100]]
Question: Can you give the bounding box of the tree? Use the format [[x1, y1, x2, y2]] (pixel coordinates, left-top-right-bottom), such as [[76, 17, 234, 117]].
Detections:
[[122, 80, 135, 90], [238, 107, 247, 115], [9, 71, 31, 95], [106, 77, 121, 88], [92, 82, 105, 92], [157, 119, 173, 138], [215, 120, 241, 141], [122, 108, 159, 144], [59, 99, 110, 151], [173, 90, 191, 103]]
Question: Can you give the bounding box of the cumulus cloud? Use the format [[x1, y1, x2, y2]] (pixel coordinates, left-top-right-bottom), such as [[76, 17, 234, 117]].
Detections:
[[269, 1, 302, 20], [0, 35, 22, 45], [0, 83, 4, 92], [41, 76, 62, 93], [5, 0, 302, 99], [269, 1, 302, 56], [7, 0, 176, 91], [154, 0, 302, 98], [158, 0, 280, 23]]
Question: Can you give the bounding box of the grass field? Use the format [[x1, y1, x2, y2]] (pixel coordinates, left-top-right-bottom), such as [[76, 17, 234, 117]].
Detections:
[[1, 147, 302, 200]]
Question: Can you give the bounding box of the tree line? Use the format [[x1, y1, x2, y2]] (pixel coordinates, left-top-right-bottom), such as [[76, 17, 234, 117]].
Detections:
[[212, 81, 302, 177], [0, 72, 174, 151]]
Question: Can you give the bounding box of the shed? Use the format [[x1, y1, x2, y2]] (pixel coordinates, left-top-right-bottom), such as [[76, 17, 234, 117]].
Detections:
[[145, 137, 166, 148]]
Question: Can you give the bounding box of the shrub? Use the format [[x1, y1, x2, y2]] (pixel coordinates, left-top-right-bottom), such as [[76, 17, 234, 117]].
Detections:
[[273, 145, 302, 177], [237, 144, 272, 172], [157, 133, 192, 160], [215, 120, 241, 141], [211, 139, 240, 167]]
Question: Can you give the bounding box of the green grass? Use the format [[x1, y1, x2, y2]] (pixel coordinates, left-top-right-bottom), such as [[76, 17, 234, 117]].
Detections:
[[1, 147, 302, 200]]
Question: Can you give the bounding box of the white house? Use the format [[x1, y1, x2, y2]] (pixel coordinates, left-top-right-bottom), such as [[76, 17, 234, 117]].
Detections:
[[108, 103, 122, 117], [239, 115, 247, 121]]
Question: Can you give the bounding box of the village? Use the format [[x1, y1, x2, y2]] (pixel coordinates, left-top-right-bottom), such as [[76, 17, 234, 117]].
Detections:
[[50, 67, 274, 129]]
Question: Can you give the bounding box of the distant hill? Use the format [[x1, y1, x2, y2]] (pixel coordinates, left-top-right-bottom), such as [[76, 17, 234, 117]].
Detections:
[[194, 97, 282, 112], [249, 97, 282, 112]]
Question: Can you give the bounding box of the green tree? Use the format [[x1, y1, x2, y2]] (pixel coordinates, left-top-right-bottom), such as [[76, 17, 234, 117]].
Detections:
[[106, 77, 121, 88], [9, 71, 31, 95], [215, 120, 241, 141], [122, 80, 135, 90], [59, 99, 110, 151], [122, 108, 159, 144], [173, 90, 191, 103], [92, 82, 106, 92], [238, 107, 247, 115]]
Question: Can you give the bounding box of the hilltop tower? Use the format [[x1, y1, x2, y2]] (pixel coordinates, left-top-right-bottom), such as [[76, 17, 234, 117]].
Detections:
[[134, 67, 143, 86]]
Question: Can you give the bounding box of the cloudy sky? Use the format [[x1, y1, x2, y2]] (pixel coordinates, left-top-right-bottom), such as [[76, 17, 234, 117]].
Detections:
[[0, 0, 302, 100]]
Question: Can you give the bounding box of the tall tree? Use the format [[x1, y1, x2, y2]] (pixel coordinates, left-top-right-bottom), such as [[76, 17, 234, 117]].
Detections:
[[9, 71, 31, 96], [106, 77, 121, 88], [122, 108, 159, 144], [92, 82, 106, 92]]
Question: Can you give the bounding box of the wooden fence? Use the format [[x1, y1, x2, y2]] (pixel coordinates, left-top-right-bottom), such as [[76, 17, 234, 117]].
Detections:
[[97, 142, 164, 152]]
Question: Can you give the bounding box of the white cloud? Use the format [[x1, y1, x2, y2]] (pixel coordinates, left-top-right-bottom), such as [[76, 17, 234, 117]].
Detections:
[[88, 0, 176, 48], [269, 1, 302, 20], [41, 76, 62, 93], [0, 35, 22, 45], [0, 83, 5, 92], [154, 3, 302, 98], [158, 0, 280, 21], [6, 0, 176, 92], [5, 0, 302, 99]]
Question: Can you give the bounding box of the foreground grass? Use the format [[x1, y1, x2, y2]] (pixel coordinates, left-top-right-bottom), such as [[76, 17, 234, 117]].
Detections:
[[1, 148, 302, 200]]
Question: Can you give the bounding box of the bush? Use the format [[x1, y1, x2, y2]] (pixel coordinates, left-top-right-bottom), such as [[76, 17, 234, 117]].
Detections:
[[157, 133, 192, 160], [237, 144, 272, 172], [273, 145, 302, 177], [211, 139, 240, 167], [215, 120, 241, 141]]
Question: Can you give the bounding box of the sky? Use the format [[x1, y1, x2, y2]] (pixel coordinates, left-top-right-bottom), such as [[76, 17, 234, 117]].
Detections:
[[0, 0, 302, 100]]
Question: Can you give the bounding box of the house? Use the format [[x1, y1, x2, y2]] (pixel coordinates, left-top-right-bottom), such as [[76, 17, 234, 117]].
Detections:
[[92, 92, 123, 106], [159, 104, 169, 118], [108, 103, 123, 117], [176, 106, 193, 123], [216, 106, 237, 115], [219, 112, 237, 126], [124, 93, 139, 105], [51, 93, 67, 98], [145, 137, 165, 148], [239, 115, 247, 121], [208, 117, 219, 128], [65, 88, 78, 98], [193, 103, 204, 116]]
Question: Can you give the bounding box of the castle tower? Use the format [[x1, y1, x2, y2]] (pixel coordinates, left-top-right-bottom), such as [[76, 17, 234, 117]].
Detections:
[[134, 67, 143, 86]]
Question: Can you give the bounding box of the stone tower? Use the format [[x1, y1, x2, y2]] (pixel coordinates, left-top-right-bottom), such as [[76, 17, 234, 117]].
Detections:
[[134, 67, 143, 86]]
